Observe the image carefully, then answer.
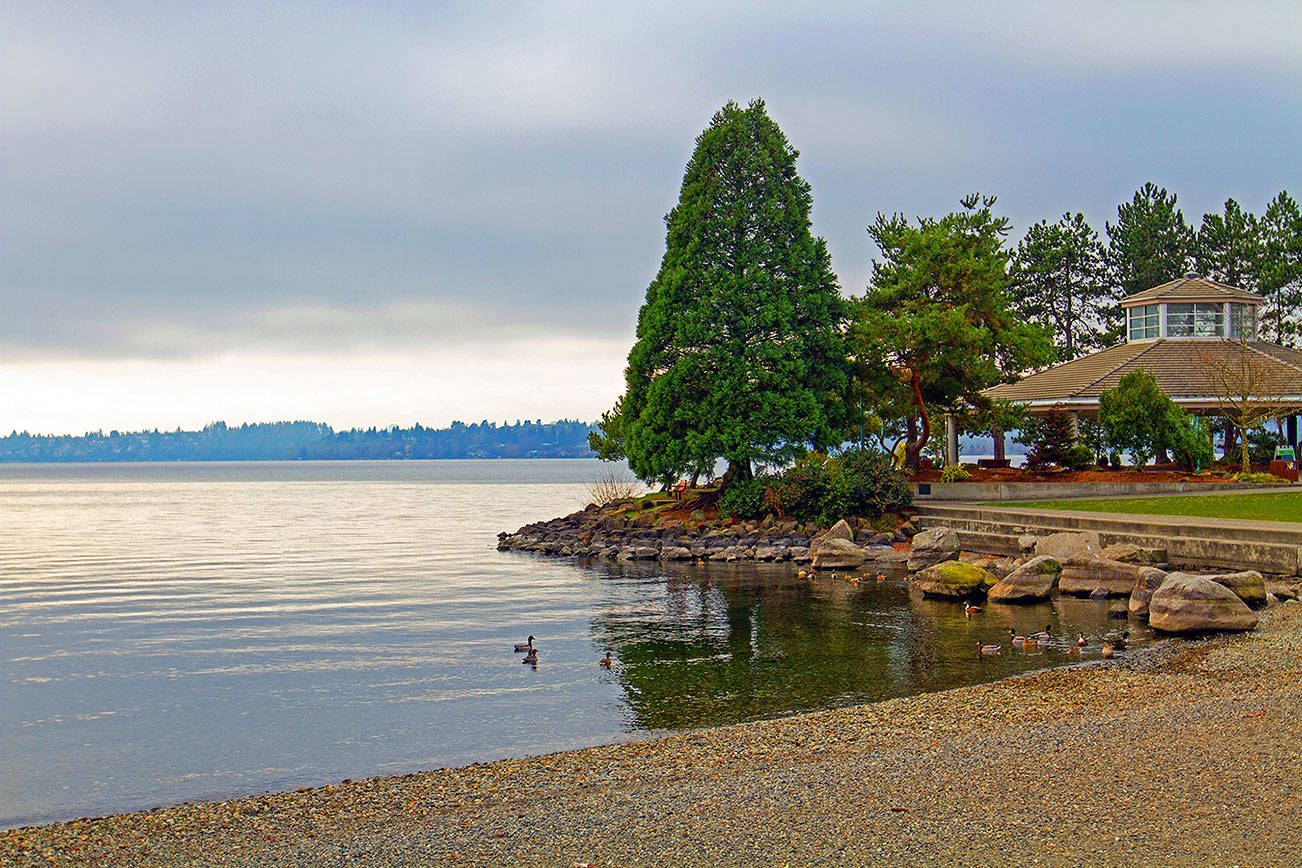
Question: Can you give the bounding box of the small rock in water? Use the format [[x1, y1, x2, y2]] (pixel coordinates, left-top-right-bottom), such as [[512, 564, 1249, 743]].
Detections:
[[1108, 602, 1128, 619], [1090, 587, 1111, 600]]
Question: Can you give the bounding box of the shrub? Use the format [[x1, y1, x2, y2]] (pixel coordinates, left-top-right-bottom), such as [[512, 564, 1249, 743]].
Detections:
[[1234, 471, 1287, 485], [838, 448, 913, 518], [1165, 410, 1213, 472], [1023, 413, 1091, 470], [717, 475, 771, 519], [939, 464, 971, 483], [585, 469, 643, 506], [1099, 371, 1172, 467]]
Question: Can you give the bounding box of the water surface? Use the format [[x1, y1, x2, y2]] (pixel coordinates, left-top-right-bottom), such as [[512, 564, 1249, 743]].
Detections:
[[0, 460, 1150, 828]]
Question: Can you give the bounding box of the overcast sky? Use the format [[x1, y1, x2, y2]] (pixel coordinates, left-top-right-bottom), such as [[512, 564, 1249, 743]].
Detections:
[[3, 1, 1300, 435]]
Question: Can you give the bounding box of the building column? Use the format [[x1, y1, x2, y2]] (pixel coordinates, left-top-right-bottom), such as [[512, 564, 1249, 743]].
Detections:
[[1289, 413, 1299, 452], [945, 414, 959, 467]]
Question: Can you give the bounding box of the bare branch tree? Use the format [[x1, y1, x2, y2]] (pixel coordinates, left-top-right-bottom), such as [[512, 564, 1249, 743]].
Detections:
[[1192, 340, 1299, 472], [585, 469, 644, 507]]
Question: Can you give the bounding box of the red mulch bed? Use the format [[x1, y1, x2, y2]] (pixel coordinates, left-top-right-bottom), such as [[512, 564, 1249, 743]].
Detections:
[[910, 465, 1239, 484]]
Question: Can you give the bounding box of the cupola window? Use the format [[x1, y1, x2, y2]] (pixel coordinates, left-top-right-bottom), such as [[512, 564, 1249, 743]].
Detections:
[[1230, 303, 1257, 339], [1167, 302, 1225, 337], [1128, 304, 1159, 340]]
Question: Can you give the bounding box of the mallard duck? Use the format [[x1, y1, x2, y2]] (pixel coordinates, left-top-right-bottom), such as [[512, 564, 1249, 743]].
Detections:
[[1076, 633, 1088, 647], [875, 573, 886, 582], [1100, 642, 1116, 659], [1009, 628, 1028, 647], [1067, 645, 1081, 657], [964, 602, 982, 617], [1111, 630, 1129, 650], [977, 640, 1002, 657], [1028, 624, 1051, 641], [514, 635, 535, 653], [599, 652, 612, 668], [522, 647, 539, 664]]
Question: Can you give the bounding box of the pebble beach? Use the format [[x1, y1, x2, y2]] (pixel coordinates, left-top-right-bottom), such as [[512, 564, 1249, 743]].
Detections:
[[5, 605, 1300, 867]]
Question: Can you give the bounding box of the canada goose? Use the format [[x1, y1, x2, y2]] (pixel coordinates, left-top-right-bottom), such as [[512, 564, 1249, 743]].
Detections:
[[1028, 625, 1051, 641], [964, 603, 982, 617], [599, 652, 612, 668], [514, 635, 535, 653], [1076, 633, 1088, 647], [522, 647, 539, 664], [977, 641, 1002, 657]]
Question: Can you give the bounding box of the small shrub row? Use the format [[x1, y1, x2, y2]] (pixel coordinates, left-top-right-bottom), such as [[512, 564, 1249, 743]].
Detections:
[[718, 449, 912, 524]]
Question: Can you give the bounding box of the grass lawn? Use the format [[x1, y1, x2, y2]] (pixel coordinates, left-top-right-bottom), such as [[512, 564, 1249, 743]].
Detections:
[[1004, 489, 1302, 524]]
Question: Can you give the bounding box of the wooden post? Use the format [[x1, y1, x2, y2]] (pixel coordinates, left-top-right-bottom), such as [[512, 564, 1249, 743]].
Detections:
[[992, 423, 1005, 462]]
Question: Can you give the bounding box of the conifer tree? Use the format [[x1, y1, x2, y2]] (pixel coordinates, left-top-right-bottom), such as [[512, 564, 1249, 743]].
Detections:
[[1010, 212, 1112, 359], [1260, 191, 1302, 346], [1195, 198, 1264, 291], [1106, 183, 1193, 297], [612, 100, 846, 485]]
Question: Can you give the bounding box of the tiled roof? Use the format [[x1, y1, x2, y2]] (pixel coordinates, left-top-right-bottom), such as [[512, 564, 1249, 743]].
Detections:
[[1121, 275, 1264, 306], [983, 339, 1302, 406]]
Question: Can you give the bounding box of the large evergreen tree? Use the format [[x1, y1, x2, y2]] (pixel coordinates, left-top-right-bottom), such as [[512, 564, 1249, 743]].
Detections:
[[1195, 198, 1263, 291], [1106, 182, 1192, 298], [613, 99, 846, 485], [1259, 191, 1302, 346], [1010, 212, 1112, 360], [851, 195, 1052, 469]]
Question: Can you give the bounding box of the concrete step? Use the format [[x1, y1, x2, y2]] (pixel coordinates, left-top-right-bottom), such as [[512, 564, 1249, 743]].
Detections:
[[913, 503, 1302, 576]]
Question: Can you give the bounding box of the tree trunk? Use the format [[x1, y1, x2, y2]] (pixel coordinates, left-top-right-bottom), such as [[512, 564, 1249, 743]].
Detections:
[[1240, 426, 1252, 474], [722, 459, 753, 489], [904, 371, 930, 469]]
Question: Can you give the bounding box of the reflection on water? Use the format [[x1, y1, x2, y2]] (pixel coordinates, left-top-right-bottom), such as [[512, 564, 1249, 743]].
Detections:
[[0, 461, 1153, 829]]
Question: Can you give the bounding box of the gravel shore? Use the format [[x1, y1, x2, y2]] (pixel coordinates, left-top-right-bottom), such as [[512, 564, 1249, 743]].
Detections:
[[5, 605, 1301, 867]]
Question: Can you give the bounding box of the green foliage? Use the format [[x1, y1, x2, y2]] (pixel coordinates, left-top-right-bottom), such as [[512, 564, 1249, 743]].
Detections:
[[1233, 471, 1287, 485], [1106, 182, 1192, 298], [939, 464, 971, 483], [1246, 425, 1286, 465], [618, 99, 846, 484], [850, 194, 1053, 468], [1260, 191, 1302, 347], [1099, 371, 1173, 467], [1022, 413, 1091, 470], [1165, 410, 1214, 472], [1196, 198, 1263, 292], [716, 449, 912, 524], [588, 397, 627, 462], [1010, 212, 1114, 358]]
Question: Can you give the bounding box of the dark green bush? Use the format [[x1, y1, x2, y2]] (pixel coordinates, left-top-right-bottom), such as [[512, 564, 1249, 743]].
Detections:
[[1166, 409, 1213, 471], [717, 474, 771, 519], [1023, 413, 1090, 470], [838, 448, 913, 518]]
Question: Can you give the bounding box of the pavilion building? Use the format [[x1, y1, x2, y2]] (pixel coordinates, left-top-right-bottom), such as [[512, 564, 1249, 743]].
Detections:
[[974, 273, 1302, 463]]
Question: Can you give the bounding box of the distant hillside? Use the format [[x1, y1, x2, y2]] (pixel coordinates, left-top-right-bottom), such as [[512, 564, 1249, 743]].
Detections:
[[0, 419, 598, 462]]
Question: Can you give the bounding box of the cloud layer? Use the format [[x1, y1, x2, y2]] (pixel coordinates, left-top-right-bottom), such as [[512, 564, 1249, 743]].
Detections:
[[3, 1, 1299, 432]]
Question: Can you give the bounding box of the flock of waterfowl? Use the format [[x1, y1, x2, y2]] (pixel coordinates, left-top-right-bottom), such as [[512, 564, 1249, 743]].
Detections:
[[975, 622, 1130, 660], [511, 635, 615, 669]]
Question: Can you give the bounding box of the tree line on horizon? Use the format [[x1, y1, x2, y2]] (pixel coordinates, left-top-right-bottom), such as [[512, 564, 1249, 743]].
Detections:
[[591, 98, 1302, 484], [0, 419, 598, 463]]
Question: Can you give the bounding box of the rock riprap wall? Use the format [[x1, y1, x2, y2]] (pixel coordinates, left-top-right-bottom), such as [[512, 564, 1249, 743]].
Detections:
[[497, 502, 915, 566]]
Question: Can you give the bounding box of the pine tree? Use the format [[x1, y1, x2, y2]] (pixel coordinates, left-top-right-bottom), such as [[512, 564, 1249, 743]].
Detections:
[[1260, 191, 1302, 346], [1195, 198, 1264, 291], [851, 195, 1052, 469], [1106, 183, 1193, 298], [614, 100, 846, 485], [1010, 212, 1112, 360]]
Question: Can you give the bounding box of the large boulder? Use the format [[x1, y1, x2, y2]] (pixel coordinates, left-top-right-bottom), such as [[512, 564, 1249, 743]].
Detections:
[[659, 546, 693, 561], [1206, 571, 1267, 607], [755, 545, 790, 562], [1034, 531, 1101, 562], [1149, 573, 1259, 633], [914, 561, 998, 599], [1100, 542, 1166, 565], [987, 555, 1062, 603], [821, 519, 855, 543], [1128, 566, 1170, 618], [1059, 557, 1143, 597], [907, 526, 960, 571], [811, 537, 867, 570]]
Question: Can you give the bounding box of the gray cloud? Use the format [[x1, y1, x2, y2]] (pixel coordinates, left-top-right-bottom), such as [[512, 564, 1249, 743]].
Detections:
[[3, 0, 1300, 370]]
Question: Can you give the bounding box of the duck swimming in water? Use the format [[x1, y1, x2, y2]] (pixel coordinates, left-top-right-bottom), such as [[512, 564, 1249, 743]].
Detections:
[[1009, 628, 1028, 647], [964, 602, 982, 617], [514, 635, 535, 653], [599, 652, 612, 668], [1028, 625, 1051, 642], [977, 641, 1002, 657]]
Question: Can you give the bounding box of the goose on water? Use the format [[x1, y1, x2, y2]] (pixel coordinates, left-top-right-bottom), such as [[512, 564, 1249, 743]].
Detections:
[[522, 647, 539, 664], [514, 635, 536, 653]]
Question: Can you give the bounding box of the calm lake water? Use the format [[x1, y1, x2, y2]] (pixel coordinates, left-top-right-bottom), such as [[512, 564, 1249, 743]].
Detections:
[[0, 459, 1152, 829]]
